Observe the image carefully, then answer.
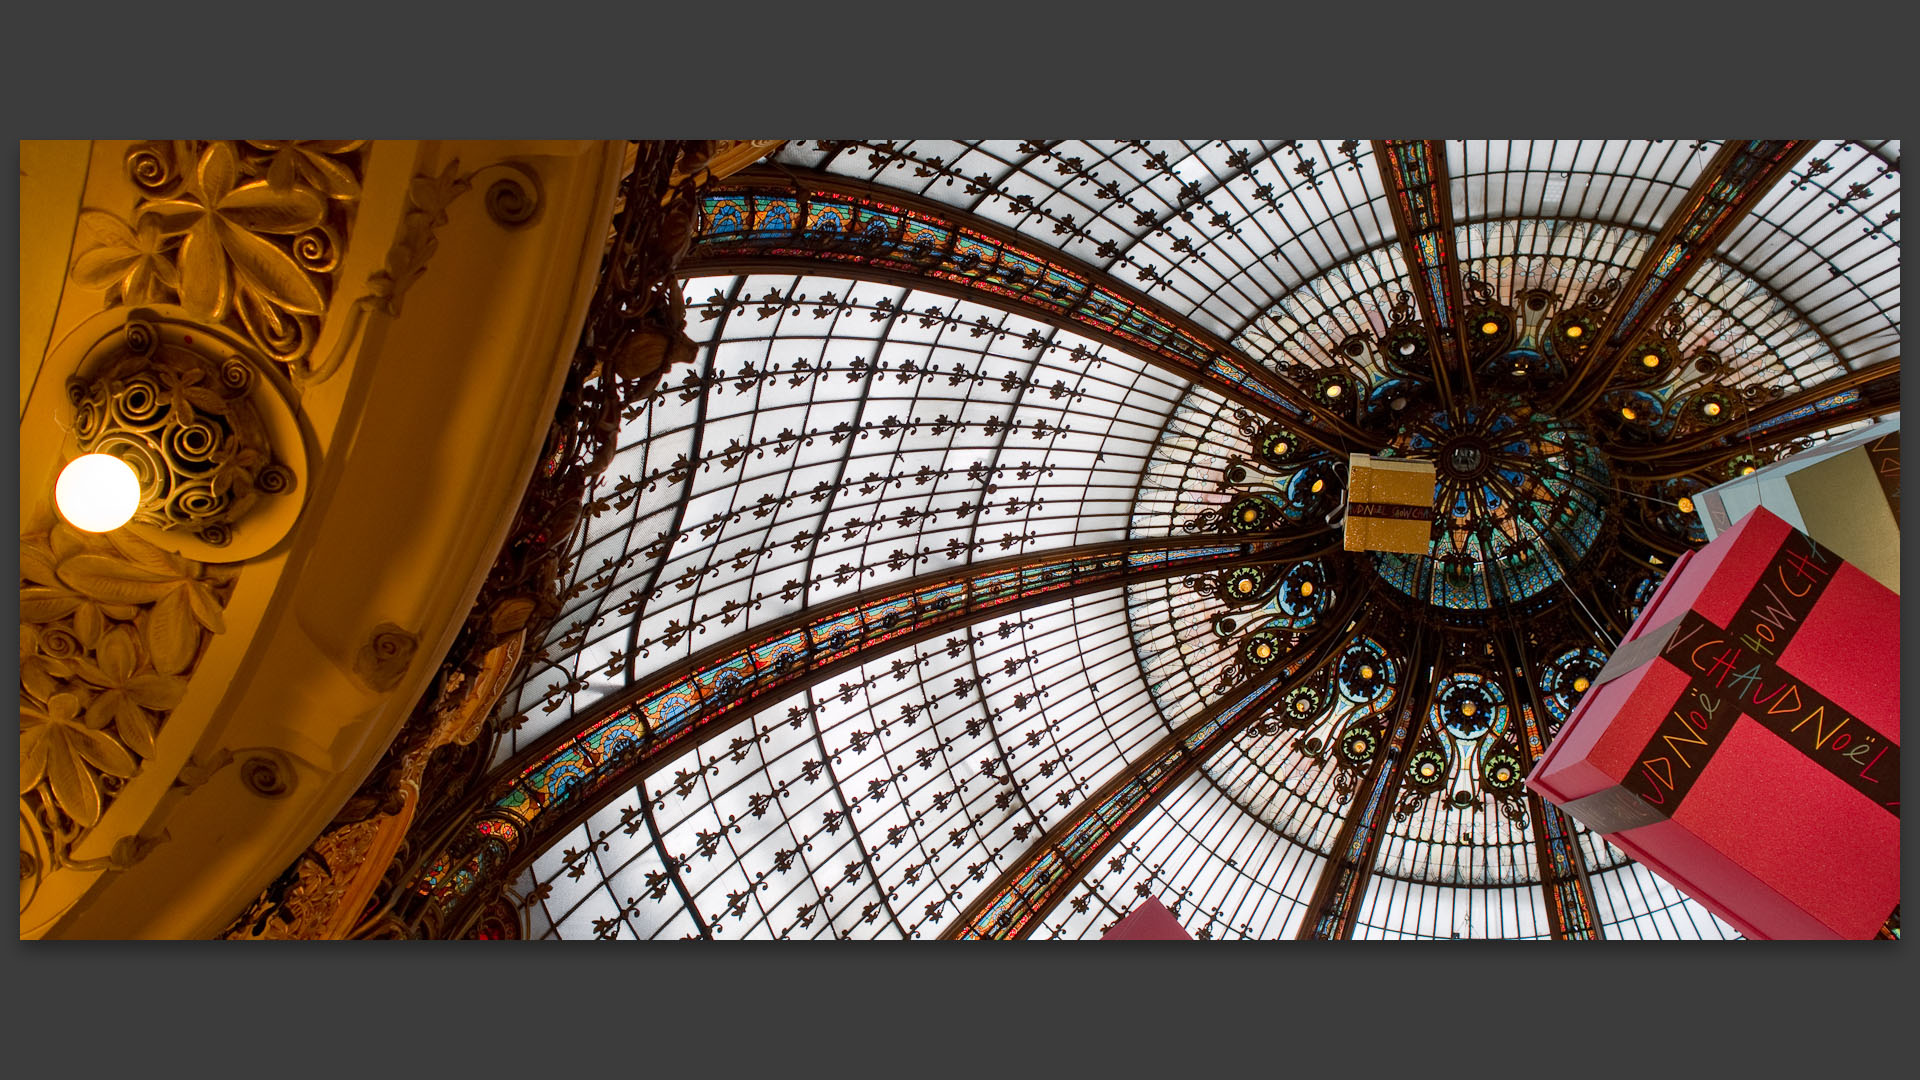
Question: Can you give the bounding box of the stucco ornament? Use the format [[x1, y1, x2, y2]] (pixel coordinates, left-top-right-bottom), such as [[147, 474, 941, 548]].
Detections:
[[68, 140, 366, 371], [18, 517, 237, 898]]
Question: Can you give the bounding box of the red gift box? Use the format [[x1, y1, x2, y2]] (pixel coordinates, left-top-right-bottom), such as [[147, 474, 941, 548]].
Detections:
[[1101, 896, 1193, 940], [1527, 507, 1899, 939]]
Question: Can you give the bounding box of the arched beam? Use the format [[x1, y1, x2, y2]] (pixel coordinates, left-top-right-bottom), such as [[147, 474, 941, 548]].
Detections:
[[1374, 140, 1474, 412], [1492, 629, 1603, 940], [679, 167, 1377, 452], [947, 582, 1371, 939], [1296, 623, 1438, 939], [401, 529, 1340, 932], [1553, 141, 1816, 417]]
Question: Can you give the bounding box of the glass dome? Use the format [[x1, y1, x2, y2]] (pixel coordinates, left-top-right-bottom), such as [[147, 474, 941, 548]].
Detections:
[[457, 140, 1897, 940]]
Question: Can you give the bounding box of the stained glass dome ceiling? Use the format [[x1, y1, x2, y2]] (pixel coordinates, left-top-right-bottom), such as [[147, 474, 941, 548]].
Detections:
[[480, 140, 1898, 940]]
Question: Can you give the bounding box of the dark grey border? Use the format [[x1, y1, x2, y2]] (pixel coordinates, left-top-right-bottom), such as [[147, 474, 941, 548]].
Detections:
[[5, 0, 1909, 1074]]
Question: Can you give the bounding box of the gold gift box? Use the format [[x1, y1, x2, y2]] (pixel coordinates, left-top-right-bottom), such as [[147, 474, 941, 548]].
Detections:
[[1344, 453, 1436, 555]]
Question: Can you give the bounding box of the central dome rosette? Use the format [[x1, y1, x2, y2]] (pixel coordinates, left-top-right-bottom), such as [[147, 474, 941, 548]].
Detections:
[[1370, 396, 1611, 617]]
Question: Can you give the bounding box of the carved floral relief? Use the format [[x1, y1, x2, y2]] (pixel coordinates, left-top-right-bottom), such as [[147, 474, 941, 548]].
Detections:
[[67, 140, 367, 373], [19, 518, 237, 898]]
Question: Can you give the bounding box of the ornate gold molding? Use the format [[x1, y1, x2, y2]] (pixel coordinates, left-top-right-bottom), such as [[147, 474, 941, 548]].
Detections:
[[70, 141, 368, 374], [19, 518, 239, 911]]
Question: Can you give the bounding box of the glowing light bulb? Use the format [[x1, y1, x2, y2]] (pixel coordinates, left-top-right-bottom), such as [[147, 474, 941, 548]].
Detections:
[[55, 453, 141, 533], [1295, 699, 1311, 713], [1274, 441, 1290, 455], [1359, 665, 1374, 680], [1310, 478, 1325, 493], [1678, 496, 1695, 514], [1299, 581, 1314, 596], [1572, 677, 1590, 693], [1620, 406, 1637, 421], [1741, 465, 1756, 476], [1703, 402, 1722, 417], [1481, 320, 1500, 335], [1325, 384, 1343, 398], [1255, 643, 1272, 659], [1236, 578, 1254, 594], [1641, 353, 1661, 368], [1564, 324, 1583, 339], [1461, 701, 1477, 717]]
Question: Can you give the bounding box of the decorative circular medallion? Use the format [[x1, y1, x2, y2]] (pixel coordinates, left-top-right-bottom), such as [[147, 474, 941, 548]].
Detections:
[[52, 306, 309, 562]]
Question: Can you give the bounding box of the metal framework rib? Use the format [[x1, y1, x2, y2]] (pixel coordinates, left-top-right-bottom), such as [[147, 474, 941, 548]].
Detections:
[[1552, 140, 1816, 417], [1493, 630, 1603, 940], [680, 167, 1377, 452], [946, 584, 1369, 939], [1296, 623, 1436, 939], [408, 530, 1339, 927], [1374, 140, 1473, 413]]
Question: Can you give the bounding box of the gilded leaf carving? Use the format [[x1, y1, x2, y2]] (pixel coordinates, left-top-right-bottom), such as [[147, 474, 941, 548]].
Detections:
[[66, 140, 367, 369], [18, 520, 237, 861]]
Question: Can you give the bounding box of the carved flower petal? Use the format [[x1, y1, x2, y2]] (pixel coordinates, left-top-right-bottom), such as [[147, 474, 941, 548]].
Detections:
[[147, 587, 200, 676], [71, 244, 145, 291], [218, 180, 325, 234], [20, 541, 62, 588], [20, 587, 83, 623], [138, 198, 209, 237], [71, 722, 137, 778], [176, 217, 230, 320], [96, 626, 140, 683], [108, 693, 158, 760], [125, 673, 188, 712], [22, 660, 63, 706], [56, 555, 179, 606], [21, 719, 50, 795], [184, 578, 228, 635], [106, 528, 193, 579], [71, 600, 104, 649], [196, 140, 238, 205], [42, 725, 104, 827], [214, 217, 325, 315], [298, 151, 363, 200]]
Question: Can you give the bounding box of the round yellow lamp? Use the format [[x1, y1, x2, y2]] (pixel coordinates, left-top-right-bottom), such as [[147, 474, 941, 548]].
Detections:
[[1641, 353, 1661, 368], [1325, 384, 1343, 399], [1678, 496, 1695, 514], [1572, 677, 1590, 693], [1481, 320, 1500, 335], [1564, 324, 1583, 339], [1703, 401, 1722, 417], [56, 453, 142, 533]]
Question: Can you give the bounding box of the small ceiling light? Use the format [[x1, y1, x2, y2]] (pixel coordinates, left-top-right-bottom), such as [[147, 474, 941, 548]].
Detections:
[[1398, 341, 1418, 356], [1460, 701, 1477, 717], [1572, 677, 1590, 693], [1619, 406, 1637, 421], [1641, 353, 1661, 368], [1255, 643, 1272, 659], [1241, 507, 1260, 522], [1299, 581, 1314, 596], [1310, 478, 1325, 494], [1236, 578, 1255, 594], [55, 453, 142, 533], [1325, 384, 1343, 399], [1703, 401, 1722, 417], [1359, 664, 1374, 679], [1274, 440, 1290, 455], [1678, 496, 1695, 514], [1741, 465, 1757, 476], [1481, 320, 1500, 335], [1563, 324, 1583, 339], [1296, 699, 1311, 714]]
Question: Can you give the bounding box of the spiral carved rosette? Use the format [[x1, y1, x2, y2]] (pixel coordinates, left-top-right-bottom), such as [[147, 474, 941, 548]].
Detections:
[[68, 318, 295, 550], [52, 306, 309, 562]]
